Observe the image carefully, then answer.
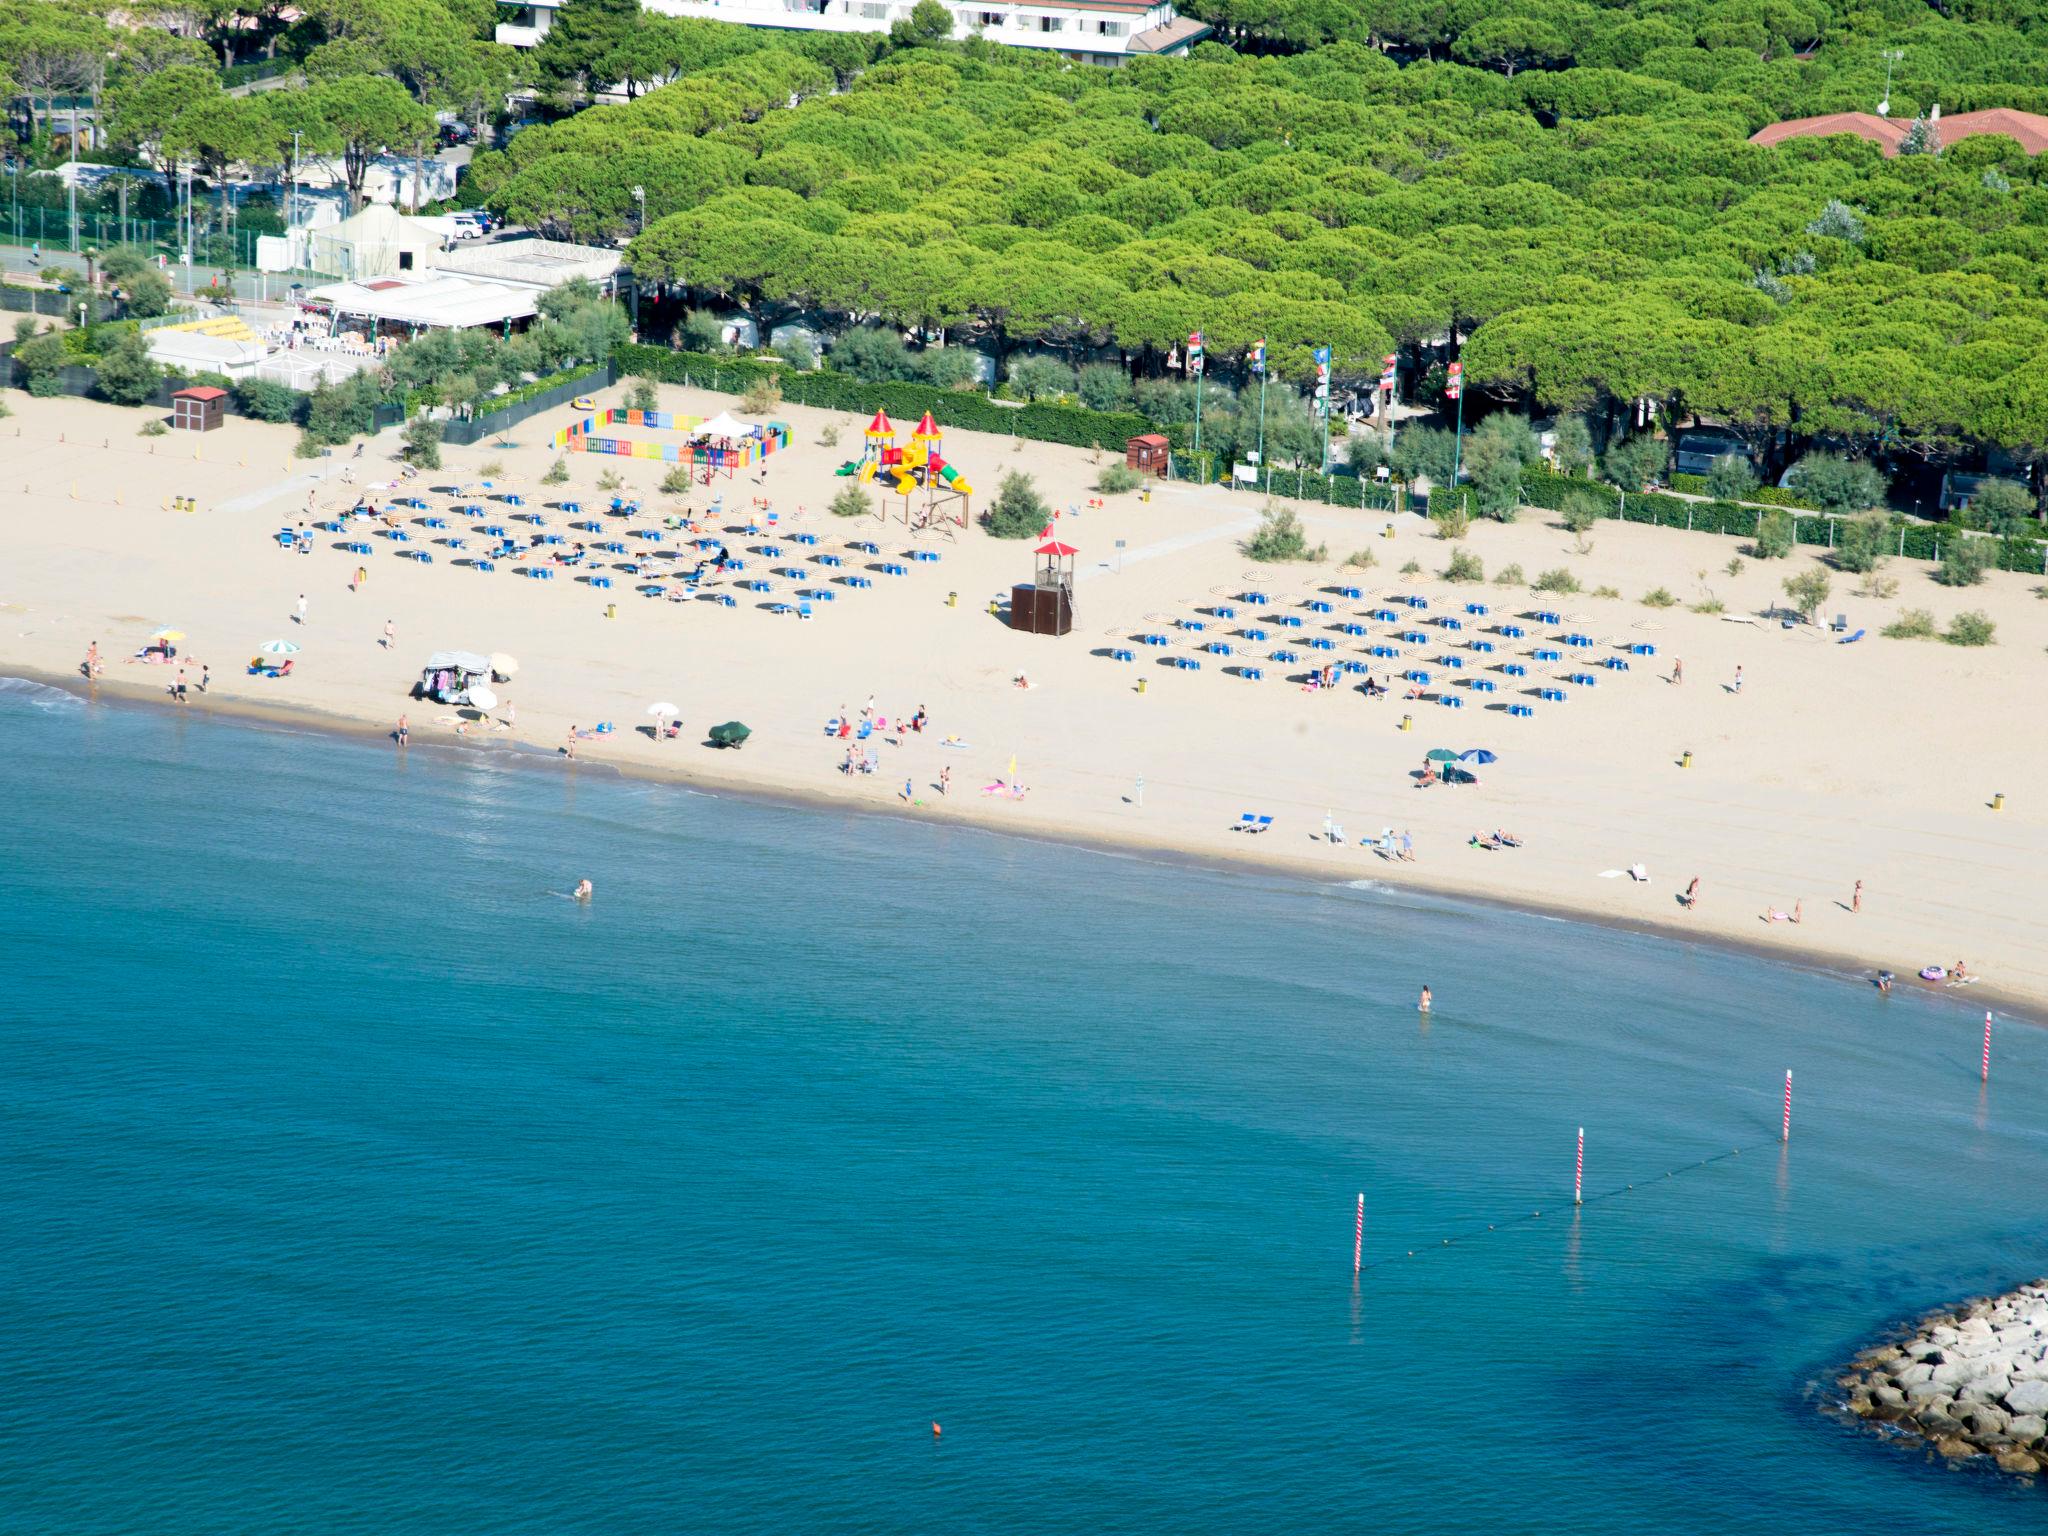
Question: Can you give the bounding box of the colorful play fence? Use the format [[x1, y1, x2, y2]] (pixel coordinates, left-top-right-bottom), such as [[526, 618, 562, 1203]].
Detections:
[[554, 408, 793, 470]]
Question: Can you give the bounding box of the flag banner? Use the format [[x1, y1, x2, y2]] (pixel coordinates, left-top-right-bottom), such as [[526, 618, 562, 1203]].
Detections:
[[1251, 339, 1267, 376], [1189, 330, 1205, 376]]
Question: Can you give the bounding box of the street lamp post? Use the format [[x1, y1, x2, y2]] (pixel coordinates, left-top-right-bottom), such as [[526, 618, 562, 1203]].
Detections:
[[628, 186, 645, 332], [1879, 49, 1903, 116]]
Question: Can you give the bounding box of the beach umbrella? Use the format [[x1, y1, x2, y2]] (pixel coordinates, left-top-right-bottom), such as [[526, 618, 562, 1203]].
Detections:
[[1424, 748, 1459, 763], [708, 721, 750, 748], [648, 701, 678, 737], [467, 686, 498, 713], [1460, 749, 1498, 764], [151, 628, 186, 641], [259, 639, 300, 655], [490, 652, 519, 679]]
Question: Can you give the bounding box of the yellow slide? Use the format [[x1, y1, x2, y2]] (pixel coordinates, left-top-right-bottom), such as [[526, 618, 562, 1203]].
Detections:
[[857, 460, 877, 484]]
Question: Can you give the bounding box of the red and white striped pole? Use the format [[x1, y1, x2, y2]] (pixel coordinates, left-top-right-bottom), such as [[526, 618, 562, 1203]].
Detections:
[[1983, 1012, 1993, 1083], [1353, 1192, 1364, 1274], [1574, 1127, 1584, 1205], [1782, 1070, 1793, 1143]]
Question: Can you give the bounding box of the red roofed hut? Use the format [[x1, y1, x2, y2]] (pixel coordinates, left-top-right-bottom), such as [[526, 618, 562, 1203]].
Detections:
[[1011, 539, 1075, 636]]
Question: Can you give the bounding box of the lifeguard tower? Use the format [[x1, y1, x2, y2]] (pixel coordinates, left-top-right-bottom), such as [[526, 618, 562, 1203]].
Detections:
[[1010, 539, 1075, 636]]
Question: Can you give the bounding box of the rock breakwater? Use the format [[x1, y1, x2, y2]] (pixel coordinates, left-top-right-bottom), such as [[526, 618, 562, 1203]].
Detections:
[[1837, 1280, 2048, 1480]]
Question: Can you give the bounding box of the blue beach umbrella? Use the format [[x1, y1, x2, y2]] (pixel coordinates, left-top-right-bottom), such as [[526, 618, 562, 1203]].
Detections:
[[1460, 749, 1497, 764]]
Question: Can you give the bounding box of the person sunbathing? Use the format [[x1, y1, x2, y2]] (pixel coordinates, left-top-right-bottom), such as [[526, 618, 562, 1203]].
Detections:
[[1764, 901, 1802, 924]]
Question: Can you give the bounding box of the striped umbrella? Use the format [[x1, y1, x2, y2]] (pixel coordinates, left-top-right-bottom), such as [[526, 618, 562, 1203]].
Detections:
[[259, 639, 301, 655]]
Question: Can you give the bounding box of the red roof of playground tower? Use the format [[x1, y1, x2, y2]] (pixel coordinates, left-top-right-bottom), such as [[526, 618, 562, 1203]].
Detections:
[[912, 411, 941, 438], [865, 409, 893, 435]]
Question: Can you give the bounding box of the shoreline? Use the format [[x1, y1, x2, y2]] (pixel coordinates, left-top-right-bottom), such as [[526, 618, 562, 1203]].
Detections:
[[20, 661, 2044, 1030]]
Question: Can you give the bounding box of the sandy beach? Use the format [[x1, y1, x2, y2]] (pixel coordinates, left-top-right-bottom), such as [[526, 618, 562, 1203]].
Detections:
[[5, 384, 2046, 1016]]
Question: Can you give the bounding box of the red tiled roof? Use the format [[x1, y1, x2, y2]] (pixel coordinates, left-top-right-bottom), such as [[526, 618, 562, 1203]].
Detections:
[[173, 386, 228, 400], [1750, 106, 2048, 156]]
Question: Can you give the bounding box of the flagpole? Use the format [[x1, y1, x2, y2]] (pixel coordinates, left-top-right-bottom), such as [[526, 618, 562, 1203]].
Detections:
[[1453, 382, 1464, 484], [1256, 372, 1267, 479], [1194, 364, 1203, 458]]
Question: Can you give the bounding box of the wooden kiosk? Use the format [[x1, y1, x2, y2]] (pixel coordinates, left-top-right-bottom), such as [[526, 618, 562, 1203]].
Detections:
[[1125, 433, 1170, 476], [1010, 539, 1075, 636], [171, 386, 227, 432]]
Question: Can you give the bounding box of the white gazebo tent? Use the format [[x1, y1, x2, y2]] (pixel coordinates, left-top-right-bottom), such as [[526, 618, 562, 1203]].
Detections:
[[693, 411, 756, 440], [306, 203, 450, 280]]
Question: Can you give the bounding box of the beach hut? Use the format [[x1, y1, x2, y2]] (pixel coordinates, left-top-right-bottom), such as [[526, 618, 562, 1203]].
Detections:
[[417, 649, 493, 703], [1126, 434, 1170, 476], [171, 386, 226, 433], [1011, 540, 1076, 636]]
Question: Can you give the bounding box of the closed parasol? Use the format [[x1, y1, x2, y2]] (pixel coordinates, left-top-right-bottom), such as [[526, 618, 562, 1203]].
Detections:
[[708, 721, 751, 748], [490, 652, 519, 679]]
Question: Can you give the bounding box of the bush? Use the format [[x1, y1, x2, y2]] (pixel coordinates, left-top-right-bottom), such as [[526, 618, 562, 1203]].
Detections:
[[1532, 567, 1581, 593], [1551, 414, 1593, 475], [1602, 433, 1667, 491], [741, 377, 782, 415], [91, 328, 162, 406], [1442, 548, 1484, 582], [542, 457, 569, 485], [1493, 562, 1524, 586], [1391, 424, 1459, 486], [1465, 414, 1538, 521], [819, 424, 840, 448], [1007, 354, 1076, 402], [138, 417, 167, 436], [1431, 502, 1470, 540], [1690, 597, 1725, 614], [1244, 502, 1324, 561], [1883, 608, 1938, 639], [984, 470, 1051, 539], [1781, 566, 1831, 621], [1726, 556, 1746, 577], [1937, 535, 1995, 586], [829, 481, 872, 519], [919, 345, 982, 391], [596, 468, 624, 492], [772, 333, 816, 372], [1400, 559, 1421, 575], [1752, 511, 1795, 559], [1077, 363, 1132, 413], [1833, 514, 1891, 574], [401, 416, 443, 470], [628, 377, 659, 412], [1096, 463, 1142, 494], [1967, 477, 2033, 535], [1342, 548, 1377, 570], [1641, 587, 1676, 607], [1788, 453, 1884, 515], [1946, 609, 1997, 646], [234, 378, 299, 424], [1858, 572, 1900, 598], [1706, 454, 1759, 503], [661, 466, 692, 495], [1592, 584, 1621, 599]]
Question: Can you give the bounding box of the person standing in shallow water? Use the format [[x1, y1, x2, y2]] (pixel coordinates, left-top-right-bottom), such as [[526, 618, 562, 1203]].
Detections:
[[1419, 985, 1432, 1013]]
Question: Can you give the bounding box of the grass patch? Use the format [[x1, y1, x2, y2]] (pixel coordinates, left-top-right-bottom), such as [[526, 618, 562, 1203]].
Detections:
[[1492, 562, 1524, 586], [1641, 587, 1676, 608], [1689, 597, 1725, 614], [1532, 567, 1581, 594], [1442, 548, 1484, 582], [1882, 607, 1938, 640]]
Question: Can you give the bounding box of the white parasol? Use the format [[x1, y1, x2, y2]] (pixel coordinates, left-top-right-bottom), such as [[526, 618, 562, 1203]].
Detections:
[[489, 652, 519, 679], [467, 686, 498, 712]]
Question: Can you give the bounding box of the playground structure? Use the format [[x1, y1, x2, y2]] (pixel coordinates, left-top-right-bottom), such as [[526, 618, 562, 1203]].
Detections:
[[554, 408, 793, 484], [839, 410, 972, 528]]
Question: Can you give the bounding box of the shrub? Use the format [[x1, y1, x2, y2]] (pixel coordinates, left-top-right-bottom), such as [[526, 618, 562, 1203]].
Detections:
[[1690, 596, 1725, 614], [596, 468, 624, 492], [1431, 501, 1470, 540], [984, 470, 1050, 539], [1096, 463, 1142, 494], [1400, 559, 1421, 575], [293, 430, 324, 458], [90, 327, 161, 405], [480, 460, 506, 478], [1493, 562, 1524, 586], [401, 416, 443, 470], [26, 372, 62, 397], [233, 378, 298, 423], [1705, 454, 1759, 503], [1532, 567, 1581, 593], [829, 481, 872, 519], [628, 377, 659, 412], [1391, 424, 1459, 486], [1551, 414, 1593, 475], [1243, 503, 1323, 562], [919, 346, 982, 391], [1442, 548, 1484, 582], [1858, 572, 1899, 598], [1342, 548, 1377, 570], [138, 417, 167, 436], [1833, 514, 1891, 574], [1559, 490, 1600, 538], [1006, 354, 1076, 402], [773, 333, 816, 372], [677, 310, 728, 354], [1781, 566, 1831, 621], [1883, 608, 1938, 639], [1967, 477, 2033, 535], [542, 457, 569, 485], [1641, 587, 1676, 607], [1937, 535, 1995, 586], [740, 377, 781, 415], [1787, 453, 1884, 515], [1726, 556, 1746, 577], [1592, 584, 1621, 599], [819, 424, 840, 448], [1602, 432, 1667, 491], [1077, 363, 1133, 413], [661, 466, 692, 495], [1946, 610, 1997, 646], [1465, 414, 1538, 521], [1752, 511, 1795, 559]]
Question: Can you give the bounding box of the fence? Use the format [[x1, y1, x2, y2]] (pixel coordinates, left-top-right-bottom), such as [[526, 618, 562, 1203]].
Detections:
[[0, 285, 118, 323], [441, 365, 616, 446], [0, 207, 271, 268]]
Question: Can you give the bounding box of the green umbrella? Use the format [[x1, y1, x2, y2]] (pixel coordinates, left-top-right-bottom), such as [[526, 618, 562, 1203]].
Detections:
[[708, 721, 751, 748], [1425, 748, 1459, 763]]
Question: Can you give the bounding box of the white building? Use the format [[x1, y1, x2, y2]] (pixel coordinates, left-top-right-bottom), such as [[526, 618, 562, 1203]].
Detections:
[[495, 0, 1208, 65]]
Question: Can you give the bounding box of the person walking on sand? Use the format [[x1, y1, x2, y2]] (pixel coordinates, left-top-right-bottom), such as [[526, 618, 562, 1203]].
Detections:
[[1683, 876, 1700, 909], [83, 642, 100, 680], [396, 713, 408, 746], [1732, 663, 1743, 695], [382, 619, 395, 650], [939, 767, 950, 797], [1671, 657, 1683, 686], [172, 667, 188, 703], [296, 593, 308, 626], [565, 728, 577, 761], [1852, 879, 1863, 914], [1399, 829, 1414, 862], [353, 566, 367, 592]]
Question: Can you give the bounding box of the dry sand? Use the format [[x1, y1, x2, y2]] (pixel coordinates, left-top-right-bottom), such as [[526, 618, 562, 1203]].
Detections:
[[4, 384, 2045, 1016]]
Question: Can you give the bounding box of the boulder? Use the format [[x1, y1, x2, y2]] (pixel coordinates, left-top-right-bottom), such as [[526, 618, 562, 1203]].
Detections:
[[1857, 1346, 1904, 1369], [1995, 1448, 2042, 1476], [1905, 1380, 1949, 1407], [2008, 1414, 2046, 1444], [1960, 1403, 2011, 1438], [1897, 1361, 1935, 1387], [1874, 1384, 1908, 1412], [1935, 1436, 1978, 1460], [1931, 1357, 1980, 1387], [2005, 1379, 2048, 1417]]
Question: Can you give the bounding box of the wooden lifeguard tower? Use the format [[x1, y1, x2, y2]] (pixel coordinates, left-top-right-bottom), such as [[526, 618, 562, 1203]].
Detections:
[[1010, 539, 1075, 636]]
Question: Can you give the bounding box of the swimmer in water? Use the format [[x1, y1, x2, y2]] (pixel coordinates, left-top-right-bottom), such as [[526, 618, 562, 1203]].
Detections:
[[1419, 984, 1432, 1013], [1876, 971, 1893, 995], [574, 879, 593, 902]]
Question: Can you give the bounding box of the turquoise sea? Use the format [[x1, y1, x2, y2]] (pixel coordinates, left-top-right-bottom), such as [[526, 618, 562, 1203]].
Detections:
[[1, 676, 2044, 1533]]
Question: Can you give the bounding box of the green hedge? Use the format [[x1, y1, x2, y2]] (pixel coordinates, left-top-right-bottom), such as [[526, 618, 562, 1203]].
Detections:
[[1667, 471, 1820, 510], [616, 344, 1151, 451]]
